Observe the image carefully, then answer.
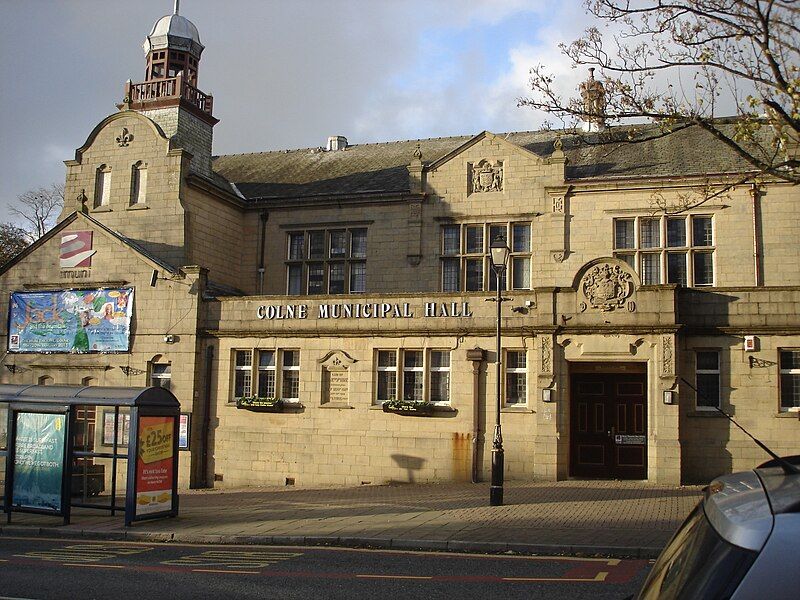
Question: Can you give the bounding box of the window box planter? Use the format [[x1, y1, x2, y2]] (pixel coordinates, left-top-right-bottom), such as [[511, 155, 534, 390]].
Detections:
[[236, 397, 285, 413], [382, 400, 436, 416]]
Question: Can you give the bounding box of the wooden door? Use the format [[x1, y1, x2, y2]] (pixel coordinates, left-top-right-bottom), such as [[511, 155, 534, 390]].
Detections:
[[570, 372, 647, 479]]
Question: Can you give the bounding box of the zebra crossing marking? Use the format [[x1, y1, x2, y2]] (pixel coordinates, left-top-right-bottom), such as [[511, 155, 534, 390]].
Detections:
[[162, 550, 302, 569], [15, 543, 153, 563]]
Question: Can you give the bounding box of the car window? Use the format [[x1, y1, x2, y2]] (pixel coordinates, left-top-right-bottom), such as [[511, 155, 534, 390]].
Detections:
[[638, 504, 758, 599]]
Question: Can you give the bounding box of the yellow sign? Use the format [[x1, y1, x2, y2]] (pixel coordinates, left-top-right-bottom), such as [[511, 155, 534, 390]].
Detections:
[[138, 421, 173, 464]]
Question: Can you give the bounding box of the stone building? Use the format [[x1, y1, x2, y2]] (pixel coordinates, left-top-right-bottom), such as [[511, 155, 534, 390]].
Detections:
[[1, 7, 798, 490]]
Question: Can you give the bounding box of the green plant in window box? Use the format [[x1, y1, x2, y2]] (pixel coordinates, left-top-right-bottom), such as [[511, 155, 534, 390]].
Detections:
[[236, 397, 285, 413], [381, 399, 436, 416]]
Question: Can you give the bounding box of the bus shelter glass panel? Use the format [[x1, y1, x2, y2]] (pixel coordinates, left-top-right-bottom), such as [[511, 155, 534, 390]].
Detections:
[[0, 404, 7, 500], [71, 405, 130, 510], [0, 404, 6, 498], [11, 411, 68, 513]]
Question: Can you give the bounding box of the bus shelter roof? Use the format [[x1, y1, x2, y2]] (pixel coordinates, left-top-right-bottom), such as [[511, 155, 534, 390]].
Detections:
[[0, 384, 179, 409]]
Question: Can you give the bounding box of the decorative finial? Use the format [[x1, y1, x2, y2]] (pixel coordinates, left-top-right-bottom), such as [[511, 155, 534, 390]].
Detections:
[[174, 0, 180, 15], [77, 189, 88, 213], [553, 136, 563, 151], [580, 67, 606, 132], [413, 143, 422, 160]]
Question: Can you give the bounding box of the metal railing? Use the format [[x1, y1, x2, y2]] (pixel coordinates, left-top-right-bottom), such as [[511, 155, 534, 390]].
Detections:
[[125, 73, 213, 115]]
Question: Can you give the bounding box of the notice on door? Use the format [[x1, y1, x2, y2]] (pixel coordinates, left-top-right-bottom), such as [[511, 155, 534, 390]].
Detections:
[[135, 416, 175, 516], [12, 412, 66, 512]]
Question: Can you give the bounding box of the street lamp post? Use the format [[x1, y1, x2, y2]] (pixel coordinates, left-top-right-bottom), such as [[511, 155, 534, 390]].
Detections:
[[489, 238, 510, 506]]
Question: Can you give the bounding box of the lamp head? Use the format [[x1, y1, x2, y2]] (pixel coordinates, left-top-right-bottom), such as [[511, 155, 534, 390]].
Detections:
[[490, 238, 510, 271]]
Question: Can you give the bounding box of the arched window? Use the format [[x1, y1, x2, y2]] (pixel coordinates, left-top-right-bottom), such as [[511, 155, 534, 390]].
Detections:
[[131, 161, 147, 205], [149, 356, 171, 391], [94, 164, 111, 208], [38, 375, 53, 386]]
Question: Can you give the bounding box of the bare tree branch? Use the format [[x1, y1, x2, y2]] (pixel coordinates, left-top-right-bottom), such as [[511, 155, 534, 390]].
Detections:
[[520, 0, 800, 202], [10, 183, 64, 242]]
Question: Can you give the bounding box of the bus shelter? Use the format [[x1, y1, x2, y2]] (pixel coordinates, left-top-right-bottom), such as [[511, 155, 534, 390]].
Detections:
[[0, 384, 180, 526]]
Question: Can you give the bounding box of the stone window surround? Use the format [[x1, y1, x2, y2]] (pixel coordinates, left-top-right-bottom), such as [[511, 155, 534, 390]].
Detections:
[[130, 161, 148, 206], [504, 349, 528, 406], [285, 227, 367, 295], [779, 348, 800, 412], [231, 348, 301, 403], [613, 214, 715, 287], [373, 348, 451, 405], [94, 164, 111, 209], [694, 348, 721, 410], [149, 361, 171, 391], [439, 221, 532, 292]]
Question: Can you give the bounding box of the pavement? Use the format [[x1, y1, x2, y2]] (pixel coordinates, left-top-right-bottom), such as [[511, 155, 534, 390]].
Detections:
[[1, 480, 703, 559]]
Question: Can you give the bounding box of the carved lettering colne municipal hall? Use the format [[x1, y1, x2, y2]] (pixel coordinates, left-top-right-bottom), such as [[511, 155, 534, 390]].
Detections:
[[256, 302, 473, 320]]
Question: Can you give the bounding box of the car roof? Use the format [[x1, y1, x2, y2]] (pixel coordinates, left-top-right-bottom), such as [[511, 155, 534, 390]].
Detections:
[[704, 470, 773, 551], [755, 464, 800, 515]]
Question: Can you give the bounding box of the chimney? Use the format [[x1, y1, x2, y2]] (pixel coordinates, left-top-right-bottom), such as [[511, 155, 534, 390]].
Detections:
[[579, 68, 606, 132], [327, 135, 348, 151]]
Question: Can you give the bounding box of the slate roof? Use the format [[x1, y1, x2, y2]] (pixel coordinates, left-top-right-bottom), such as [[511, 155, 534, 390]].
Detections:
[[0, 212, 179, 278], [211, 122, 760, 202]]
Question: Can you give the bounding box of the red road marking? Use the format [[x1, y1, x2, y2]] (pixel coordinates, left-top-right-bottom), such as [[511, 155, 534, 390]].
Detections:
[[562, 559, 648, 584]]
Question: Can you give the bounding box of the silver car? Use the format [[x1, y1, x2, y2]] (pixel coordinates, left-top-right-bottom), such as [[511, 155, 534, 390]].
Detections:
[[637, 457, 800, 599]]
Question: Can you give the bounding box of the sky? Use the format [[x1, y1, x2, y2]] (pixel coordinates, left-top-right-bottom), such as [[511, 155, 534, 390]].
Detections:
[[0, 0, 597, 224]]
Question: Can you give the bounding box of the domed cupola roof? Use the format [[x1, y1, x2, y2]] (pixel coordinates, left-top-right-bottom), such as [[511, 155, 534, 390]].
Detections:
[[143, 1, 204, 58]]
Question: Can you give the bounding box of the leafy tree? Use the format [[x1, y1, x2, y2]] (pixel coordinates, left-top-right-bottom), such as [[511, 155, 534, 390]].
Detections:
[[0, 223, 31, 265], [520, 1, 800, 187], [11, 183, 64, 241]]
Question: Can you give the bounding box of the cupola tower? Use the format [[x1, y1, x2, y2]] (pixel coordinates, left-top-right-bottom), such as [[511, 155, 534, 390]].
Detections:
[[120, 0, 217, 178]]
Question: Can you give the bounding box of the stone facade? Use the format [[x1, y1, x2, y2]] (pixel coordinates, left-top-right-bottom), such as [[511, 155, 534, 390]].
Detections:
[[2, 9, 799, 493]]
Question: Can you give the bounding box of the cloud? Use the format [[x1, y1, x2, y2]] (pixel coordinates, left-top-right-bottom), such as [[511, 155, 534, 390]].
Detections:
[[0, 0, 599, 218], [350, 3, 596, 141]]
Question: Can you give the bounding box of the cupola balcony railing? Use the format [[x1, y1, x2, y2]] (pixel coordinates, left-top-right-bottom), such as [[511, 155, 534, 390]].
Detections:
[[123, 73, 213, 116]]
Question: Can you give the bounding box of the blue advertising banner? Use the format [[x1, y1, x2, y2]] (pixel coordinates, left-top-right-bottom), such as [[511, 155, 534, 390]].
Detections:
[[12, 412, 66, 512], [8, 288, 134, 353]]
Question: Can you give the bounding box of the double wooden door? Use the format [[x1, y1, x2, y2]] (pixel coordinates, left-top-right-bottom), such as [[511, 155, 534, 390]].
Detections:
[[569, 372, 647, 479]]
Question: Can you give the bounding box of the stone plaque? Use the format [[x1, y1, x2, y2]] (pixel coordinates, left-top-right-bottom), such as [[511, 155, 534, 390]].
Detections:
[[318, 350, 357, 406], [326, 369, 349, 404]]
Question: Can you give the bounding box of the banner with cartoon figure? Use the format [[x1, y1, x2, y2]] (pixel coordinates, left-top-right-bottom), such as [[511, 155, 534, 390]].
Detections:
[[12, 412, 66, 512], [8, 288, 134, 353], [135, 416, 175, 516]]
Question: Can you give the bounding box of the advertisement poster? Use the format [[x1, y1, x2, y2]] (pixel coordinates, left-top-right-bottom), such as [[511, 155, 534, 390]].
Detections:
[[102, 412, 131, 447], [178, 413, 191, 450], [135, 416, 175, 516], [8, 288, 134, 353], [12, 412, 66, 512]]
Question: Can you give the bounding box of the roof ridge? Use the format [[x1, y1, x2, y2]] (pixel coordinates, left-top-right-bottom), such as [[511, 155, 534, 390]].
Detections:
[[215, 118, 747, 161], [212, 132, 485, 160]]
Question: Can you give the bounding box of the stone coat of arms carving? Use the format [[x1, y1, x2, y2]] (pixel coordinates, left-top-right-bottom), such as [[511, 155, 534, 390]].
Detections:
[[470, 160, 503, 193], [579, 263, 635, 312]]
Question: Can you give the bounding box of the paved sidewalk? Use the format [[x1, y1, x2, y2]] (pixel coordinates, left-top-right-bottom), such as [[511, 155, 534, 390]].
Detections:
[[1, 480, 702, 558]]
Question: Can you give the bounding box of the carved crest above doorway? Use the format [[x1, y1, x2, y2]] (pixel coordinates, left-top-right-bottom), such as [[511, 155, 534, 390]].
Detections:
[[577, 259, 637, 313], [469, 159, 503, 194]]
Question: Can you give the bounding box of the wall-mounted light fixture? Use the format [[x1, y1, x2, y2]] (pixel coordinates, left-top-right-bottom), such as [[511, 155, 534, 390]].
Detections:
[[663, 390, 676, 405], [542, 388, 555, 403]]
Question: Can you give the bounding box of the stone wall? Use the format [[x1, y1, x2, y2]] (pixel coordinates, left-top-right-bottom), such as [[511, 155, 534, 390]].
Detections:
[[62, 111, 187, 269], [140, 107, 214, 179], [0, 216, 204, 488]]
